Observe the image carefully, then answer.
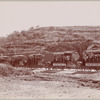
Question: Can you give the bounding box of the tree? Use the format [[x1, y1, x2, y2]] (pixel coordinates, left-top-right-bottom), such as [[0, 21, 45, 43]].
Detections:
[[0, 47, 7, 55], [21, 30, 27, 37], [72, 40, 92, 60], [67, 29, 73, 35], [48, 26, 55, 31]]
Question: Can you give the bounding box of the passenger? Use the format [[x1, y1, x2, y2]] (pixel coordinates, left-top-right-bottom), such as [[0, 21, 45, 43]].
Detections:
[[82, 59, 85, 66]]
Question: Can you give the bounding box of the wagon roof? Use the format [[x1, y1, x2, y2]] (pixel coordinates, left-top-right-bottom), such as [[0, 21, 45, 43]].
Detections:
[[12, 55, 27, 59], [86, 49, 100, 53], [0, 56, 8, 58], [12, 55, 25, 57], [53, 51, 74, 55], [29, 53, 43, 57]]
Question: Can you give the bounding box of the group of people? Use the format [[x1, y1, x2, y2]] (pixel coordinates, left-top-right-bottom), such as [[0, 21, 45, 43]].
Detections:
[[86, 55, 100, 63]]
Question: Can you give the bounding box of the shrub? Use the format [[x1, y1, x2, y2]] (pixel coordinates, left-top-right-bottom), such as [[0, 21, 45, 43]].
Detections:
[[14, 68, 33, 76], [0, 63, 15, 76]]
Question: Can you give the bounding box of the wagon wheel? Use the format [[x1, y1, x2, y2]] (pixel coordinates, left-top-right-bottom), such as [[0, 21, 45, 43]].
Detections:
[[87, 67, 92, 72], [95, 67, 99, 72], [82, 66, 86, 71], [76, 64, 80, 71]]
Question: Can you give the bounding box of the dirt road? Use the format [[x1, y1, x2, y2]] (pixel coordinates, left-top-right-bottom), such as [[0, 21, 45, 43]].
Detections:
[[0, 69, 100, 99]]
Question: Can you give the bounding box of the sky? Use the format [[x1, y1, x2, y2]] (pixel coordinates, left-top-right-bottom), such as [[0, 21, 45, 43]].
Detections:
[[0, 1, 100, 37]]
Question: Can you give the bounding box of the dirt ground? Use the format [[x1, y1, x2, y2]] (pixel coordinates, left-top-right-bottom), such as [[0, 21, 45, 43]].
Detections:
[[0, 68, 100, 99]]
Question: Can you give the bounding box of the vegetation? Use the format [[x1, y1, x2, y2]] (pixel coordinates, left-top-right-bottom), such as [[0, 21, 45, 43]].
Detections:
[[0, 26, 100, 59], [0, 63, 33, 77], [0, 63, 14, 76]]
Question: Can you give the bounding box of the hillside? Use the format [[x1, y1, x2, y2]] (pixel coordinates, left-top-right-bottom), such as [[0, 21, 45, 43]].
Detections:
[[1, 26, 100, 57], [0, 37, 6, 46]]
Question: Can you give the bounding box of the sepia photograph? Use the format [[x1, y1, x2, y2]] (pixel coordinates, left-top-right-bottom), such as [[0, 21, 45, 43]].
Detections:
[[0, 1, 100, 99]]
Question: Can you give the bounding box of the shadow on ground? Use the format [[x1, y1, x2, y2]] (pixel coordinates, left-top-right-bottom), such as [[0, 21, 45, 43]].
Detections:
[[72, 71, 97, 75]]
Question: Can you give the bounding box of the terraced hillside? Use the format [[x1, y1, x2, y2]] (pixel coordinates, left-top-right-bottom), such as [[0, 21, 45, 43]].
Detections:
[[1, 26, 100, 57]]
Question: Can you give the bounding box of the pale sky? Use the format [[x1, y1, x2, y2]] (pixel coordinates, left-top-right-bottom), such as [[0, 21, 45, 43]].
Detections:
[[0, 1, 100, 37]]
